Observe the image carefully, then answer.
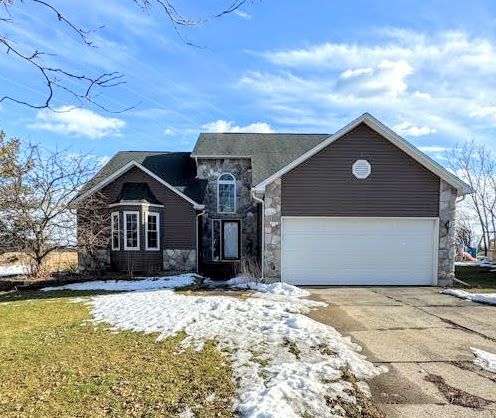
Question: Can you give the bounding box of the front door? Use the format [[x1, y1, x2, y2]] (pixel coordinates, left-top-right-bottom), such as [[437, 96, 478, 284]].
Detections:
[[222, 220, 240, 261]]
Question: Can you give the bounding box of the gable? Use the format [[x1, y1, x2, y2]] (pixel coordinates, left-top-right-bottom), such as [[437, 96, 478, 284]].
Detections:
[[254, 113, 471, 196], [74, 160, 205, 209], [281, 123, 440, 217]]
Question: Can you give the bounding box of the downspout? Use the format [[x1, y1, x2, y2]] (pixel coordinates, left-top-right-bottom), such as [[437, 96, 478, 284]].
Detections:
[[251, 189, 265, 280], [195, 209, 206, 274]]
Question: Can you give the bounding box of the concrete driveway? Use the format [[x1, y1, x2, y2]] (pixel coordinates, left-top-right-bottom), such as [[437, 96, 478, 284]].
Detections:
[[308, 287, 496, 418]]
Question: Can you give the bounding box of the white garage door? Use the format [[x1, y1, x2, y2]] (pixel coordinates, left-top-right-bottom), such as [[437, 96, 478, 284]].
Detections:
[[281, 217, 438, 285]]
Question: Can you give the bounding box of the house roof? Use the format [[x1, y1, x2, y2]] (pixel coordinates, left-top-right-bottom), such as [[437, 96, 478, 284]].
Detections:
[[78, 152, 207, 207], [115, 183, 161, 205], [253, 113, 473, 196], [192, 133, 329, 185]]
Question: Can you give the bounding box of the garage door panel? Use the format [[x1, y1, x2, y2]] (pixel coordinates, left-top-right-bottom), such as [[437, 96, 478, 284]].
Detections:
[[282, 218, 437, 285]]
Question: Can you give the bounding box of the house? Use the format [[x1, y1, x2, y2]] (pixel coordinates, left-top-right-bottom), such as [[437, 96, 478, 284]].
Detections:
[[75, 113, 471, 286]]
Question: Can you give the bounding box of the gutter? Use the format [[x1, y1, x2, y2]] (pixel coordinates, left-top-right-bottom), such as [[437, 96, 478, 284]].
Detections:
[[251, 189, 265, 280], [195, 210, 206, 274]]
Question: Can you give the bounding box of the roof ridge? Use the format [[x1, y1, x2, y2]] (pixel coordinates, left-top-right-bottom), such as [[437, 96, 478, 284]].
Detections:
[[199, 132, 330, 135]]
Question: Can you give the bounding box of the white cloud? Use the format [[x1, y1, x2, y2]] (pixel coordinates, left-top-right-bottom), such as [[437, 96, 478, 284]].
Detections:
[[470, 106, 496, 119], [234, 10, 251, 19], [202, 120, 274, 133], [393, 121, 436, 137], [238, 30, 496, 144], [30, 106, 125, 139], [336, 60, 413, 98], [417, 146, 450, 153]]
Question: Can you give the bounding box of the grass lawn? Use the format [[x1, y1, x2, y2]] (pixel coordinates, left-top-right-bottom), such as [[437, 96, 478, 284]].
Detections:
[[455, 265, 496, 291], [0, 290, 235, 417]]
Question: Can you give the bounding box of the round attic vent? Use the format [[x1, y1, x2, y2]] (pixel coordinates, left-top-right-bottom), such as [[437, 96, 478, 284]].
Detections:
[[352, 159, 371, 179]]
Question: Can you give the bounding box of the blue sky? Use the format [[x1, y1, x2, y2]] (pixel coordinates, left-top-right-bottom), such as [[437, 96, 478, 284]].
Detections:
[[2, 0, 496, 164]]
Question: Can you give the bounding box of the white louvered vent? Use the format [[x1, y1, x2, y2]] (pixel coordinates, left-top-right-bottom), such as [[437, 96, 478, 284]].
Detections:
[[352, 160, 371, 179]]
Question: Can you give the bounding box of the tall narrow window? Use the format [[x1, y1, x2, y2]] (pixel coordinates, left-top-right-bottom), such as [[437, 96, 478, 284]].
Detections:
[[124, 211, 140, 250], [145, 212, 160, 250], [222, 220, 240, 260], [212, 219, 221, 262], [111, 212, 120, 250], [217, 173, 236, 213]]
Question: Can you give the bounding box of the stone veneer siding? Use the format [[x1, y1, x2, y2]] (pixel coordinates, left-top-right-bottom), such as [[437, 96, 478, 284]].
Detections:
[[263, 178, 281, 282], [262, 177, 457, 286], [163, 249, 196, 272], [438, 180, 457, 286], [196, 158, 259, 265]]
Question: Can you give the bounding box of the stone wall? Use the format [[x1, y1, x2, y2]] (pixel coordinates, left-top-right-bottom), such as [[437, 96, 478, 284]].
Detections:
[[438, 180, 457, 286], [263, 178, 281, 282], [78, 249, 111, 272], [163, 249, 196, 272], [197, 158, 259, 264]]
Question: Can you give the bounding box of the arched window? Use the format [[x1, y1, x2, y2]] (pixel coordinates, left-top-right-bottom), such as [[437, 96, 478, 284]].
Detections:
[[217, 173, 236, 213]]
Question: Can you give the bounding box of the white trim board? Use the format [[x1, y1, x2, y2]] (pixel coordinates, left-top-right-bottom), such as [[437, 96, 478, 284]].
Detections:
[[74, 160, 205, 209], [254, 113, 472, 196], [108, 201, 164, 208]]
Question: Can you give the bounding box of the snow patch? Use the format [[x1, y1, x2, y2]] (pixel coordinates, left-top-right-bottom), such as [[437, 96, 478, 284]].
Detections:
[[84, 288, 385, 417], [442, 288, 496, 306], [40, 274, 196, 292], [206, 276, 310, 297], [0, 264, 30, 277], [471, 347, 496, 374]]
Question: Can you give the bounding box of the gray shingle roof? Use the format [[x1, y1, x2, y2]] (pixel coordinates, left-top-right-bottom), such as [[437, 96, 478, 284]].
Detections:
[[81, 151, 207, 204], [115, 183, 161, 204], [192, 133, 330, 185]]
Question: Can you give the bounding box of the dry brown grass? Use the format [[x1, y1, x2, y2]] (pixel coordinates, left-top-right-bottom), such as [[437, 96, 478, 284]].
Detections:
[[0, 292, 235, 417], [0, 250, 78, 275]]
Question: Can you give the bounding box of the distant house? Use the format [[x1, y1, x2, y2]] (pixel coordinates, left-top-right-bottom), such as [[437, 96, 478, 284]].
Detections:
[[74, 113, 471, 286]]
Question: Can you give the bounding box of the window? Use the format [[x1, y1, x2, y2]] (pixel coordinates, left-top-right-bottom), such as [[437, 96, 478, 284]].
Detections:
[[217, 173, 236, 213], [212, 219, 241, 261], [111, 212, 120, 250], [222, 220, 240, 260], [145, 212, 160, 250], [124, 211, 140, 250], [212, 219, 221, 261]]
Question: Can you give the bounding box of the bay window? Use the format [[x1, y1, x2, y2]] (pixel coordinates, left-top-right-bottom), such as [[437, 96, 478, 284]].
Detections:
[[145, 212, 160, 250], [124, 211, 140, 250]]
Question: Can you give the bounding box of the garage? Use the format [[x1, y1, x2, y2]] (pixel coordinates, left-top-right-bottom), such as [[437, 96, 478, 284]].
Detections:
[[281, 217, 438, 285]]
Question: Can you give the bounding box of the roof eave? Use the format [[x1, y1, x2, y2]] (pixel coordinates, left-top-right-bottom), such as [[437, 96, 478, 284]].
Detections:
[[254, 113, 472, 196], [73, 160, 205, 209]]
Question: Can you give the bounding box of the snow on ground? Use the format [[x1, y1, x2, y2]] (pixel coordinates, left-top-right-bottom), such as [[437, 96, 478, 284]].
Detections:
[[206, 276, 310, 297], [0, 264, 30, 277], [442, 288, 496, 306], [41, 274, 196, 292], [471, 347, 496, 374], [83, 284, 385, 417]]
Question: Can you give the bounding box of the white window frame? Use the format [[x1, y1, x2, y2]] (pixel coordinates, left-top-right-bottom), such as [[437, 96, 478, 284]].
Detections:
[[145, 212, 160, 251], [123, 211, 140, 251], [217, 173, 236, 214], [111, 211, 120, 251], [221, 219, 241, 261]]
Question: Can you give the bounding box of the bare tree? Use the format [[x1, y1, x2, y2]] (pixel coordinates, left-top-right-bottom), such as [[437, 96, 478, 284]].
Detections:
[[0, 0, 248, 111], [0, 143, 99, 276], [447, 140, 496, 256], [76, 192, 111, 273]]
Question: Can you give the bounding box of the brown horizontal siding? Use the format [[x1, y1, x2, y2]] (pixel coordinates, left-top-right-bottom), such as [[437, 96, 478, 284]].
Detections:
[[281, 123, 440, 217], [101, 166, 197, 249]]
